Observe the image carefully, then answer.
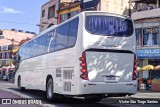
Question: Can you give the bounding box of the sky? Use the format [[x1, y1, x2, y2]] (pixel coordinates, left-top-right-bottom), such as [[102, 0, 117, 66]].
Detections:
[[0, 0, 48, 34]]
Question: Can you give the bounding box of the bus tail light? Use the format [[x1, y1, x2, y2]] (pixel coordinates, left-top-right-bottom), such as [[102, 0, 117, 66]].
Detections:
[[79, 51, 88, 80], [132, 54, 137, 80]]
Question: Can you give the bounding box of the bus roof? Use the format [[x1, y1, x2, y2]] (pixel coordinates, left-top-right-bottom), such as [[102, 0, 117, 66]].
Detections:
[[19, 11, 131, 49]]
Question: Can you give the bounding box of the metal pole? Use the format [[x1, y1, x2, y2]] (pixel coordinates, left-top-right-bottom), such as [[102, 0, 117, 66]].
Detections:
[[129, 0, 131, 17], [11, 39, 14, 69], [81, 0, 84, 12], [157, 0, 159, 8]]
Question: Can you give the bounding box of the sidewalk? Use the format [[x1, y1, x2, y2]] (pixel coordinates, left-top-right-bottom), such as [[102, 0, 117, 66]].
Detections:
[[131, 90, 160, 98]]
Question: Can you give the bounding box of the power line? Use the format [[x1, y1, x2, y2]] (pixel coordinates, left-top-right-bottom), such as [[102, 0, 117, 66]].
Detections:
[[0, 20, 38, 26]]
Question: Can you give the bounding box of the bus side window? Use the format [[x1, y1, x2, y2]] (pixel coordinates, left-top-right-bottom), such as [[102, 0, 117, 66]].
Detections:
[[31, 39, 39, 57], [37, 35, 46, 55], [26, 42, 31, 58], [49, 30, 56, 52], [19, 46, 24, 61], [54, 23, 69, 51], [45, 33, 51, 52], [68, 17, 79, 47]]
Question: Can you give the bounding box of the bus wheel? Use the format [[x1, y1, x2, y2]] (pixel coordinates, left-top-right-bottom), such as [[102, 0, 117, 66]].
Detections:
[[18, 76, 25, 91], [46, 78, 54, 100], [84, 97, 102, 103]]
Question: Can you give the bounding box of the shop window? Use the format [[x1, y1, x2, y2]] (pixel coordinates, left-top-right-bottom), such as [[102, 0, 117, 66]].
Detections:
[[8, 45, 12, 50], [135, 28, 142, 48], [6, 52, 9, 59], [143, 27, 159, 46], [60, 11, 79, 23], [70, 10, 79, 17], [5, 52, 7, 59], [48, 5, 55, 19], [42, 10, 45, 18], [2, 53, 5, 59], [60, 13, 68, 23], [0, 31, 3, 35], [8, 52, 11, 59]]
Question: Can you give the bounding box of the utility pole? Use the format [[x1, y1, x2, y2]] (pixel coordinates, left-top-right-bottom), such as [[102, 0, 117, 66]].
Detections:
[[11, 39, 14, 69], [80, 0, 84, 11], [129, 0, 131, 17]]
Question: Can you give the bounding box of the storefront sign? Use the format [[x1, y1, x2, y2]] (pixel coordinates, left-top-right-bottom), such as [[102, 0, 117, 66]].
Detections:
[[137, 49, 160, 58]]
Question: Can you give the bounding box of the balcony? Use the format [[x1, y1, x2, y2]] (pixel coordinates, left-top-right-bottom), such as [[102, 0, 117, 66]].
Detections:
[[131, 8, 160, 20], [131, 0, 160, 20]]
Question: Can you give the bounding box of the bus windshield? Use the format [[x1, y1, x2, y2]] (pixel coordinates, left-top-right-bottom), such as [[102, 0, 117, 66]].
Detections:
[[86, 15, 133, 37]]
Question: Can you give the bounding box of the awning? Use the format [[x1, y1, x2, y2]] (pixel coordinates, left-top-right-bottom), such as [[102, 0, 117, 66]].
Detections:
[[12, 47, 19, 53]]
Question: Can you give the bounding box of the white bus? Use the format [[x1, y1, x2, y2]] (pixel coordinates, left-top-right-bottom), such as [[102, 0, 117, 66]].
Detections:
[[15, 11, 137, 102]]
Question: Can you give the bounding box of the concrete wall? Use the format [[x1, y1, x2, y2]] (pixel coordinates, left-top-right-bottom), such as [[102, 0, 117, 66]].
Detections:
[[100, 0, 130, 16]]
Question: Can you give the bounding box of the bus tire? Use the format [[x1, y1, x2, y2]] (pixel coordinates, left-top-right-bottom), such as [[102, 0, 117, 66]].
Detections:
[[46, 77, 54, 101], [18, 76, 25, 91]]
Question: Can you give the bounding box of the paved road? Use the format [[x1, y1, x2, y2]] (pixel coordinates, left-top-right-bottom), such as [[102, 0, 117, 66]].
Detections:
[[0, 89, 42, 107], [0, 81, 160, 107]]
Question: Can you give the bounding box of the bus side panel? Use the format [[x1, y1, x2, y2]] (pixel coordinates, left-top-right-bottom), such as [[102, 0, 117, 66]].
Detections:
[[44, 48, 77, 95], [24, 55, 45, 90]]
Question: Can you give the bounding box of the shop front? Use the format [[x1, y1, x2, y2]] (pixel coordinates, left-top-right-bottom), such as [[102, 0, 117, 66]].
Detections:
[[57, 1, 81, 24], [137, 49, 160, 91]]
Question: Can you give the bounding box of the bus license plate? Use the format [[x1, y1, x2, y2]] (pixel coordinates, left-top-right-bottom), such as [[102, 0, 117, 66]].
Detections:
[[106, 76, 116, 80]]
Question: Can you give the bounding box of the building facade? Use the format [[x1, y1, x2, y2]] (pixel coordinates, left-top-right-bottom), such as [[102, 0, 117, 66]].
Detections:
[[57, 1, 81, 24], [0, 29, 35, 67], [131, 0, 160, 91], [40, 0, 59, 32], [59, 0, 131, 23], [81, 0, 131, 16], [40, 0, 131, 30]]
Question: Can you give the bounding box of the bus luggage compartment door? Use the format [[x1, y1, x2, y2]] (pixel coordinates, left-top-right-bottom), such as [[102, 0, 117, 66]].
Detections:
[[85, 50, 134, 82]]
